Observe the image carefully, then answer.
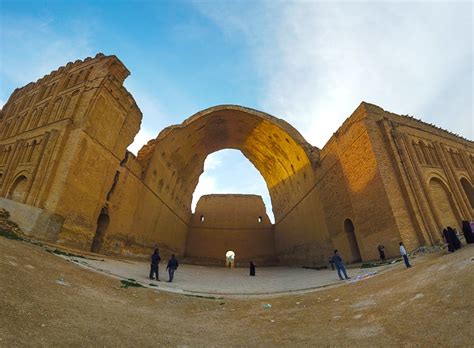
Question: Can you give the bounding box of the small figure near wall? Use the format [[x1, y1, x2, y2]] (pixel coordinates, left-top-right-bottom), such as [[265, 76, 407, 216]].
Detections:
[[250, 261, 256, 276], [166, 254, 179, 283], [149, 248, 161, 281], [328, 256, 335, 270], [331, 250, 350, 280], [447, 226, 462, 250], [461, 220, 474, 244], [399, 242, 411, 268], [377, 244, 386, 261]]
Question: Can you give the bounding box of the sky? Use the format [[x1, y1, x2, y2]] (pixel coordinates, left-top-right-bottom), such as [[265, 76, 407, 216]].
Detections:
[[1, 0, 472, 222]]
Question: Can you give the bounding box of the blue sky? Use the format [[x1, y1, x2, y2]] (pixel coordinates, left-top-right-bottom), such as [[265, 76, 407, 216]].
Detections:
[[1, 0, 472, 222]]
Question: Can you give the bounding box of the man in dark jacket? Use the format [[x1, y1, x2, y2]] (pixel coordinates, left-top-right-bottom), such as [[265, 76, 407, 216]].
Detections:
[[331, 250, 350, 280], [166, 254, 179, 282], [149, 248, 161, 281]]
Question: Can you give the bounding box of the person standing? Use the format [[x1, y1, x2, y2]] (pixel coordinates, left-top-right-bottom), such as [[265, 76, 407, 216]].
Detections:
[[447, 226, 462, 250], [328, 256, 335, 270], [331, 250, 350, 280], [377, 244, 386, 261], [399, 242, 411, 268], [461, 220, 474, 244], [249, 261, 256, 276], [149, 248, 161, 281], [443, 228, 455, 252], [166, 254, 179, 283]]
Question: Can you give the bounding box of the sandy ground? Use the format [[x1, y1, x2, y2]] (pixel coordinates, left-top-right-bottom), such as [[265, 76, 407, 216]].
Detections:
[[57, 253, 395, 297], [1, 236, 473, 347]]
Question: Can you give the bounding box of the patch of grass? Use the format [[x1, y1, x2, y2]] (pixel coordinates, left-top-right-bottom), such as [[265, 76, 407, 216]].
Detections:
[[184, 294, 223, 300], [360, 259, 401, 268], [120, 279, 144, 288], [0, 227, 24, 241], [47, 248, 86, 259]]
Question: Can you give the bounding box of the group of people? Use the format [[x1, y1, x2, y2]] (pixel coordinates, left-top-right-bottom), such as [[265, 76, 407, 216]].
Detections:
[[329, 240, 413, 280], [150, 221, 474, 283], [149, 248, 179, 282], [443, 220, 474, 252], [149, 249, 258, 282]]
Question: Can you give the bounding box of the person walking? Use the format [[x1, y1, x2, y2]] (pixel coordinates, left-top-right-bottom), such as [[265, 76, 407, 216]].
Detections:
[[166, 254, 179, 282], [331, 250, 350, 280], [377, 244, 386, 261], [149, 248, 161, 281], [399, 242, 411, 268]]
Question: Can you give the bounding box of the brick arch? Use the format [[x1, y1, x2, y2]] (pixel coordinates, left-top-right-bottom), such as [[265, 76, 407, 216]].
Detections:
[[7, 173, 29, 203], [428, 175, 460, 231], [137, 105, 320, 223], [459, 176, 474, 210]]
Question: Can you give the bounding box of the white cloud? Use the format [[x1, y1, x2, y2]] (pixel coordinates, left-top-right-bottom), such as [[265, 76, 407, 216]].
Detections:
[[196, 1, 473, 145]]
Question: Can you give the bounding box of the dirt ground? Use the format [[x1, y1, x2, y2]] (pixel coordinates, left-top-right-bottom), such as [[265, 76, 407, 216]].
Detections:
[[0, 236, 473, 347]]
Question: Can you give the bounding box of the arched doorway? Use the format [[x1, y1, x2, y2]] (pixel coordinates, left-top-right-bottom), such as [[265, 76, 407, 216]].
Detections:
[[429, 177, 459, 230], [225, 250, 235, 268], [460, 177, 474, 209], [7, 175, 28, 203], [344, 218, 361, 262], [91, 207, 110, 253]]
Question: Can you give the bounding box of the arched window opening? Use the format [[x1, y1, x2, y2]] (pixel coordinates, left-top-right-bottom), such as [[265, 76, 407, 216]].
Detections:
[[460, 178, 474, 209], [91, 208, 110, 253], [258, 216, 263, 223], [200, 215, 205, 222], [344, 218, 361, 262], [191, 149, 274, 223]]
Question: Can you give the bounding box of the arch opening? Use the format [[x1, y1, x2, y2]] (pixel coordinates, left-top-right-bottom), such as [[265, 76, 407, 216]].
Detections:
[[7, 175, 28, 203], [191, 149, 274, 223], [460, 177, 474, 209], [225, 250, 235, 268], [344, 218, 361, 262], [429, 177, 460, 232], [91, 208, 110, 253], [139, 105, 318, 225]]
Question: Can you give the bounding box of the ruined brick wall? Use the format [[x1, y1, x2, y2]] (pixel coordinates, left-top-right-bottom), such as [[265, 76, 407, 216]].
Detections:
[[366, 105, 474, 249], [0, 54, 142, 250], [317, 102, 474, 261], [2, 54, 471, 265], [186, 194, 276, 265]]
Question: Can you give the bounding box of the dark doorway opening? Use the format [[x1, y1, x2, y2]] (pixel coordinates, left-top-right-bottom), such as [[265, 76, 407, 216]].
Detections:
[[91, 207, 110, 253], [344, 218, 361, 262]]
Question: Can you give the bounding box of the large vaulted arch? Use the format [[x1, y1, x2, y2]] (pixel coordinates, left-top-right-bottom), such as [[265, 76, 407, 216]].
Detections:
[[137, 105, 320, 223]]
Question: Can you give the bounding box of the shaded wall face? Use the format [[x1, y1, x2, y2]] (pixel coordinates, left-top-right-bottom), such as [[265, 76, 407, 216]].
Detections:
[[186, 195, 276, 265], [103, 155, 189, 258], [317, 111, 403, 262]]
